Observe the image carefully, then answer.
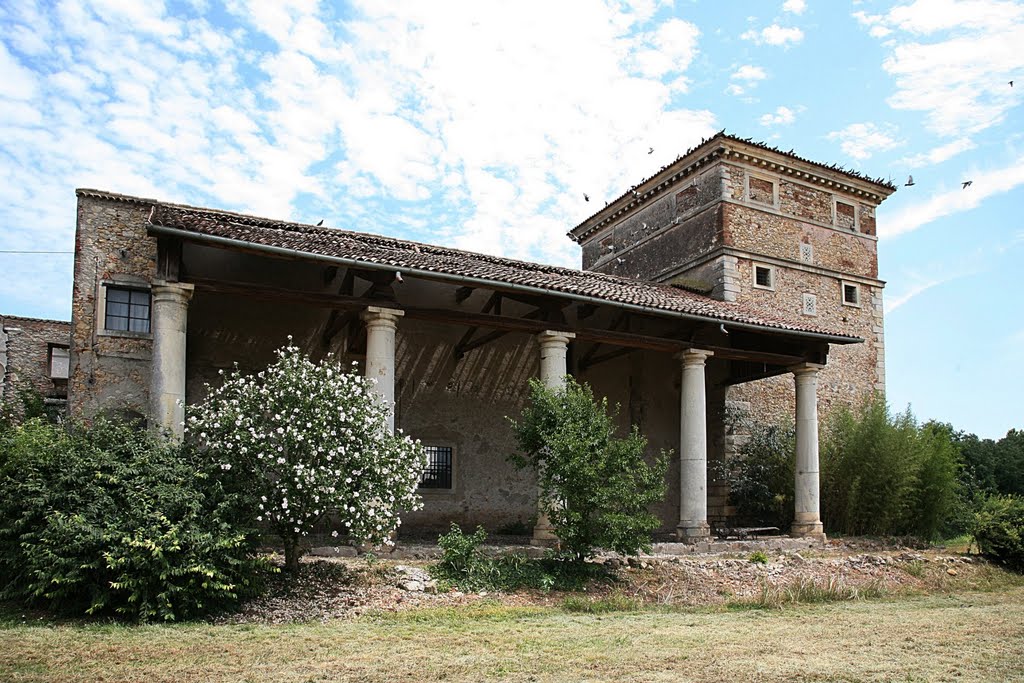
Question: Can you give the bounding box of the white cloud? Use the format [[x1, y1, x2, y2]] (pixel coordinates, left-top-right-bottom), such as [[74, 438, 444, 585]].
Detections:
[[856, 0, 1024, 137], [759, 105, 798, 126], [732, 64, 767, 82], [783, 0, 807, 15], [742, 24, 804, 46], [898, 138, 976, 168], [883, 155, 1024, 239], [884, 276, 950, 314], [0, 0, 719, 317], [827, 122, 902, 160]]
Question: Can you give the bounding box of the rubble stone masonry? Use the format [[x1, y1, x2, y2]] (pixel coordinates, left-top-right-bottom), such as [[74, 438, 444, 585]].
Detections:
[[0, 315, 71, 416], [69, 191, 159, 422]]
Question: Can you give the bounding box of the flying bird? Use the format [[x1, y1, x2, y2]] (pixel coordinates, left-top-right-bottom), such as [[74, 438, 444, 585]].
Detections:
[[962, 180, 973, 189], [905, 175, 915, 187], [1010, 80, 1014, 87], [316, 219, 323, 226], [648, 147, 654, 154], [584, 193, 590, 202]]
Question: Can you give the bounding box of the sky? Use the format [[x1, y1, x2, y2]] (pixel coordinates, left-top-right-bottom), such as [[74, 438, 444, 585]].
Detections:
[[0, 0, 1022, 438]]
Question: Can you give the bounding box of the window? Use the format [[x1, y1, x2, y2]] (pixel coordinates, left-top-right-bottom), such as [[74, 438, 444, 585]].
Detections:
[[802, 293, 818, 316], [48, 345, 69, 379], [105, 286, 151, 333], [753, 264, 775, 290], [419, 445, 453, 489], [842, 282, 861, 307]]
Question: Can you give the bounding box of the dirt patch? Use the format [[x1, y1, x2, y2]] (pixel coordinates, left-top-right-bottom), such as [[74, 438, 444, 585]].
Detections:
[[220, 544, 1018, 624]]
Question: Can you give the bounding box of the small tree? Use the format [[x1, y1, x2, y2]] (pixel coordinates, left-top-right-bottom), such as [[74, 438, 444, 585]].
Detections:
[[509, 377, 668, 562], [187, 342, 427, 571]]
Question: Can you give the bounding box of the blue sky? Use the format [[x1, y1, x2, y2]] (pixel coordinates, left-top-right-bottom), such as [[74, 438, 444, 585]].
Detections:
[[1, 0, 1021, 438]]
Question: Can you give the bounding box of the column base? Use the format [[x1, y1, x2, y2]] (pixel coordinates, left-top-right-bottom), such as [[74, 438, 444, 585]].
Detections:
[[675, 521, 711, 542], [531, 524, 558, 547], [790, 521, 826, 540]]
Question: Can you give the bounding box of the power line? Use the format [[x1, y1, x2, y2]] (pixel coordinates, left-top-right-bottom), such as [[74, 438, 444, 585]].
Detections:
[[0, 250, 75, 254]]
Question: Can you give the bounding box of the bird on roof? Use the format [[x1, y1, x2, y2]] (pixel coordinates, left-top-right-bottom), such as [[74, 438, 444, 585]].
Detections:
[[962, 180, 973, 189], [316, 219, 323, 226], [905, 175, 915, 187], [584, 193, 590, 202]]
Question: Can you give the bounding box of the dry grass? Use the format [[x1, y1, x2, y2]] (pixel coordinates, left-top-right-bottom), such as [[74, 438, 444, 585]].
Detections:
[[3, 588, 1024, 682]]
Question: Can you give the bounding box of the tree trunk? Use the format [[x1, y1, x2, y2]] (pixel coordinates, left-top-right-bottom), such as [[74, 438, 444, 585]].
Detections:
[[284, 537, 301, 573]]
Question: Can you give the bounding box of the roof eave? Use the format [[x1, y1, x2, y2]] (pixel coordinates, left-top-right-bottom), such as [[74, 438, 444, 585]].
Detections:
[[147, 221, 862, 346]]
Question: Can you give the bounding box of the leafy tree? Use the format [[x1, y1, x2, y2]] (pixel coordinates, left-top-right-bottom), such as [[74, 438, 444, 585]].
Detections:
[[973, 495, 1024, 572], [720, 416, 796, 529], [509, 377, 667, 562], [187, 342, 427, 571]]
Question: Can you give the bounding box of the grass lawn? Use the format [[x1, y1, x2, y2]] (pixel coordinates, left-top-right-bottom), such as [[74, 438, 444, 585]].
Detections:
[[3, 588, 1023, 682]]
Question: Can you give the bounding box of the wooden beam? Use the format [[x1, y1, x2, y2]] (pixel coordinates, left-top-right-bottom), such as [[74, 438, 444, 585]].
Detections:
[[722, 365, 791, 386], [156, 237, 182, 281], [579, 347, 636, 371], [189, 277, 818, 362], [576, 303, 598, 320], [455, 286, 474, 304]]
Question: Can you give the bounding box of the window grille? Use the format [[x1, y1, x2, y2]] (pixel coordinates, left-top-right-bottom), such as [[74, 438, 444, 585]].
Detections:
[[843, 283, 860, 306], [419, 445, 453, 489], [754, 265, 774, 289], [802, 293, 818, 316], [105, 287, 151, 333]]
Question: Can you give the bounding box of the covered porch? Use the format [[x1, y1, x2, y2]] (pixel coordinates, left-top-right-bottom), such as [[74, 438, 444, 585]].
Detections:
[[145, 205, 854, 543]]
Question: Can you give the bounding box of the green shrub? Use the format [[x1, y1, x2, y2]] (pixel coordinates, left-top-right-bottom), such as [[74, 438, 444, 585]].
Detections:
[[431, 523, 606, 592], [973, 496, 1024, 572], [821, 398, 960, 540], [720, 415, 795, 529], [509, 377, 668, 562], [0, 418, 268, 621]]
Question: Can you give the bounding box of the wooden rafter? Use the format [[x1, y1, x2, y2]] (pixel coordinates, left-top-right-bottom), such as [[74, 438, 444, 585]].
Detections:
[[188, 276, 818, 363]]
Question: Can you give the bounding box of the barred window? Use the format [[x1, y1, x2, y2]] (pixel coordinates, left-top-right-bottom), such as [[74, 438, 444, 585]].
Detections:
[[105, 287, 150, 333], [419, 445, 453, 489]]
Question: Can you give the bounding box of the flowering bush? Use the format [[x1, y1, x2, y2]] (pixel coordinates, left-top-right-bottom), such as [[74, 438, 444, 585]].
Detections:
[[187, 342, 426, 571]]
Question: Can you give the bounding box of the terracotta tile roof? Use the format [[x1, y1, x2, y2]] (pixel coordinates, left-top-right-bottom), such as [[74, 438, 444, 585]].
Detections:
[[144, 201, 858, 341]]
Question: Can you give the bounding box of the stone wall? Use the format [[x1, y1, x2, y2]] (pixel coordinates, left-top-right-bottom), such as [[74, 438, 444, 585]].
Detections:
[[69, 191, 159, 422], [0, 315, 71, 416]]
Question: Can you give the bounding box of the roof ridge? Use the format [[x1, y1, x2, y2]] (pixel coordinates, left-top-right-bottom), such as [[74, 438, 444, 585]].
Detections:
[[1, 314, 72, 325]]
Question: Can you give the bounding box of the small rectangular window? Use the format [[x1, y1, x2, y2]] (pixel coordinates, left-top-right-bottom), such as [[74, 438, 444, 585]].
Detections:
[[753, 264, 775, 290], [419, 445, 453, 489], [105, 287, 151, 333], [842, 282, 861, 307], [799, 243, 814, 264], [49, 345, 69, 379]]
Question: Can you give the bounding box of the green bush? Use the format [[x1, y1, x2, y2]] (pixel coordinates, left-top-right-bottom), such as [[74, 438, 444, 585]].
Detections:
[[509, 377, 667, 562], [721, 416, 795, 529], [0, 418, 268, 621], [973, 496, 1024, 572], [431, 523, 605, 592], [821, 398, 959, 540]]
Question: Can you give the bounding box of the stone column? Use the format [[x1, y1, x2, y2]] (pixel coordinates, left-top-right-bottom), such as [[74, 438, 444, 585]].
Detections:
[[792, 363, 825, 538], [151, 280, 194, 439], [532, 330, 575, 544], [677, 349, 713, 541], [361, 306, 404, 433]]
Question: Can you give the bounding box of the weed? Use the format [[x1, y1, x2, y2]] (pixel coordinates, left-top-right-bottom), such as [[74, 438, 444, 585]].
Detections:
[[729, 577, 889, 610], [748, 550, 769, 565]]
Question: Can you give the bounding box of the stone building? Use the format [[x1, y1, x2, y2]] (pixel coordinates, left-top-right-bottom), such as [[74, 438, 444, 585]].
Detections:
[[67, 133, 895, 542], [0, 315, 72, 417]]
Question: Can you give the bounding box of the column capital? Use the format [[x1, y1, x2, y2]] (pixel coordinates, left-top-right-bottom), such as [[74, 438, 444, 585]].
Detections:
[[675, 348, 714, 367], [151, 280, 194, 303], [537, 330, 575, 347], [790, 362, 825, 378], [361, 306, 405, 326]]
